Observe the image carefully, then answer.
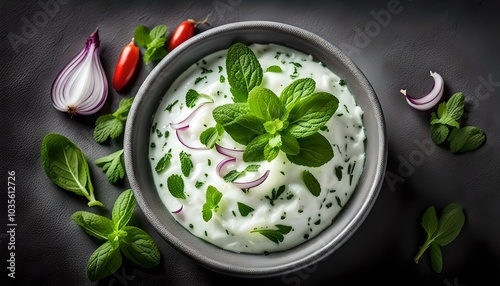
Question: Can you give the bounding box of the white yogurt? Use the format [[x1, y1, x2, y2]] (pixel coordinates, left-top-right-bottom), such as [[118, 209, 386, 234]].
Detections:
[[148, 43, 365, 253]]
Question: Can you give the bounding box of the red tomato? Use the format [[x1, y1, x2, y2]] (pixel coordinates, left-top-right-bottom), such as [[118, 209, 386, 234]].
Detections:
[[113, 39, 139, 92], [167, 19, 196, 52]]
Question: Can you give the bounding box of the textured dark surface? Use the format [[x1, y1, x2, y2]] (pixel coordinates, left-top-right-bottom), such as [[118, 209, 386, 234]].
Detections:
[[1, 0, 499, 285]]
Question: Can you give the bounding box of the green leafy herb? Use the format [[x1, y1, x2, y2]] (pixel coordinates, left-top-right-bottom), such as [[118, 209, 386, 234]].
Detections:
[[95, 149, 126, 184], [237, 202, 255, 217], [179, 151, 193, 177], [72, 190, 160, 281], [265, 185, 286, 206], [413, 203, 465, 273], [93, 97, 134, 143], [212, 76, 337, 167], [266, 65, 282, 73], [225, 42, 263, 102], [155, 149, 172, 173], [202, 185, 223, 222], [338, 79, 346, 86], [223, 164, 260, 182], [134, 24, 168, 63], [302, 170, 321, 197], [185, 89, 214, 108], [167, 174, 186, 199], [429, 92, 486, 152], [250, 224, 292, 244], [199, 123, 224, 149], [165, 99, 178, 112], [41, 133, 103, 207]]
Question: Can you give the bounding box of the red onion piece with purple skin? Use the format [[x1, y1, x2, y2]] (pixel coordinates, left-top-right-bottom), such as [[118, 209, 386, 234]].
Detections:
[[400, 71, 444, 111], [51, 29, 108, 116]]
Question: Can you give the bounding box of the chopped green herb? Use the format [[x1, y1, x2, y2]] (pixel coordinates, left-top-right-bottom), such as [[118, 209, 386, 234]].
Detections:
[[250, 224, 292, 244], [219, 75, 225, 83], [223, 164, 260, 182], [237, 202, 255, 217], [338, 79, 346, 86], [302, 170, 321, 197], [155, 149, 172, 173], [165, 100, 179, 112], [265, 185, 286, 206], [201, 67, 213, 74], [266, 65, 282, 73], [194, 76, 206, 85], [167, 174, 186, 199], [195, 181, 204, 189], [179, 151, 193, 177], [202, 185, 223, 222], [335, 166, 343, 181]]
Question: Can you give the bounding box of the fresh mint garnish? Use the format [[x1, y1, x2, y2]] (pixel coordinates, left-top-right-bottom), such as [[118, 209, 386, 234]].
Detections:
[[265, 185, 286, 206], [167, 174, 186, 199], [134, 24, 168, 63], [250, 224, 292, 245], [95, 149, 126, 184], [302, 170, 321, 197], [93, 97, 134, 143], [430, 92, 486, 152], [179, 151, 193, 177], [199, 123, 224, 149], [202, 185, 223, 222], [266, 65, 282, 73], [223, 164, 260, 182], [237, 202, 254, 217], [155, 149, 172, 173], [414, 203, 465, 273], [226, 42, 263, 102]]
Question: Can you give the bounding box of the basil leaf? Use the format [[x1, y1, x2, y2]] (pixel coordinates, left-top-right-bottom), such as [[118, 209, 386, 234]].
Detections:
[[112, 189, 136, 231], [119, 226, 160, 268], [87, 241, 122, 282], [433, 203, 465, 246], [243, 134, 269, 162], [287, 92, 339, 138], [226, 42, 263, 102], [133, 24, 151, 48], [286, 133, 333, 167], [72, 211, 114, 241], [41, 133, 102, 207], [302, 170, 321, 197], [167, 174, 186, 199], [95, 149, 126, 184], [280, 78, 316, 110], [248, 86, 286, 121]]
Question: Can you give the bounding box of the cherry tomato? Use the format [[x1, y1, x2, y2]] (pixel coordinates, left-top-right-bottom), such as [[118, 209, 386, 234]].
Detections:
[[113, 39, 139, 92], [167, 19, 196, 52]]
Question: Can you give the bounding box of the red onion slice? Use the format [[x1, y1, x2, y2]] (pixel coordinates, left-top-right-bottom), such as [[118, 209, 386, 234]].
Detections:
[[233, 170, 271, 189], [216, 157, 236, 177], [215, 144, 244, 159], [400, 71, 444, 111], [175, 127, 209, 150], [172, 204, 183, 214], [170, 101, 212, 130]]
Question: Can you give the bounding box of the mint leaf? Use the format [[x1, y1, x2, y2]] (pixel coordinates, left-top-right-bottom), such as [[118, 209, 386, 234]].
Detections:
[[250, 224, 292, 244], [279, 130, 300, 155], [133, 25, 151, 48], [179, 151, 193, 177], [155, 149, 172, 173], [149, 24, 167, 39], [95, 149, 126, 184], [93, 97, 134, 143], [112, 189, 136, 231], [222, 114, 266, 145], [280, 78, 316, 110], [167, 174, 186, 199], [72, 211, 114, 241], [264, 185, 286, 206], [237, 202, 255, 217], [430, 243, 443, 273], [449, 126, 486, 153], [223, 165, 259, 182], [41, 133, 102, 207], [226, 42, 263, 102], [87, 241, 122, 282], [186, 89, 200, 108], [264, 143, 280, 162], [247, 86, 286, 121], [266, 65, 282, 73], [243, 134, 269, 162], [119, 226, 160, 268], [302, 170, 321, 197], [202, 185, 223, 222], [213, 103, 249, 127], [430, 123, 449, 145], [287, 92, 339, 138], [286, 132, 333, 167], [200, 124, 224, 149]]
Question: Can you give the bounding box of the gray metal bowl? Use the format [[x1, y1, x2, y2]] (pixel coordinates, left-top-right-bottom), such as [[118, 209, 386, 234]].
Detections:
[[124, 21, 387, 277]]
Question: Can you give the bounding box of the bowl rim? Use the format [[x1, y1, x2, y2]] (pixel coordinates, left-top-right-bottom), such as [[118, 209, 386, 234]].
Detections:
[[124, 20, 387, 277]]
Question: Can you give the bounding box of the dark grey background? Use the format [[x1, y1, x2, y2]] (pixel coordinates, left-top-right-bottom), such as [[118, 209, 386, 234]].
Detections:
[[1, 0, 499, 285]]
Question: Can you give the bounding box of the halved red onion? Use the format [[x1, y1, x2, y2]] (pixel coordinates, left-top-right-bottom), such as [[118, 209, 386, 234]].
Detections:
[[233, 170, 271, 189], [51, 29, 108, 116], [400, 71, 444, 111]]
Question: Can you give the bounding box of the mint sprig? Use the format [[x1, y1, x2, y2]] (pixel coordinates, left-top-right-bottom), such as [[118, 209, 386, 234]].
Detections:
[[95, 149, 125, 184], [413, 203, 465, 273], [202, 185, 223, 222], [93, 97, 134, 143], [72, 190, 160, 281], [429, 92, 486, 153], [226, 42, 263, 102], [134, 24, 168, 63]]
